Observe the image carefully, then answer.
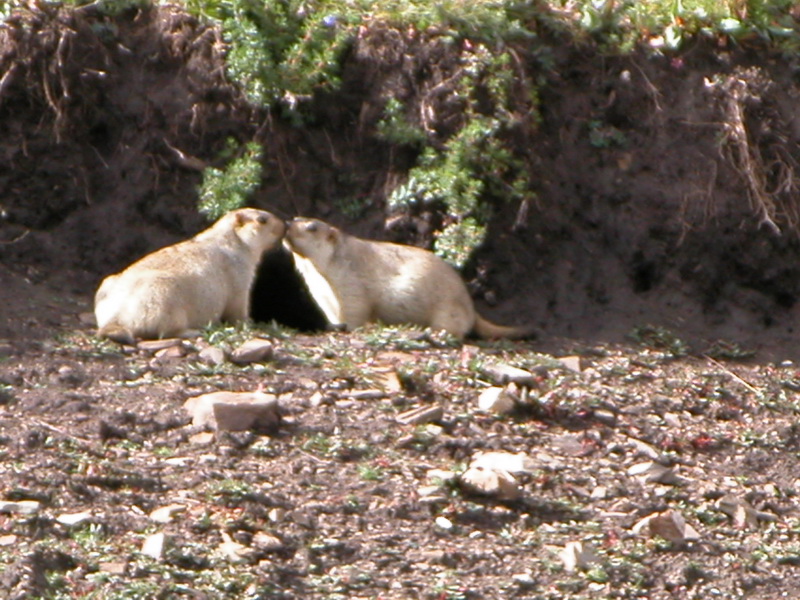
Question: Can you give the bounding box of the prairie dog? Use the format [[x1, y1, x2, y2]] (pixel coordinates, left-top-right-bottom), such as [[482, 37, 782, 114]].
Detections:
[[95, 208, 285, 343], [284, 217, 535, 340]]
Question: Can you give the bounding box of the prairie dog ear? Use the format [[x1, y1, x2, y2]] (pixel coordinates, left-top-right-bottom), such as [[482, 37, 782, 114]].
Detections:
[[234, 211, 247, 227], [327, 227, 339, 244]]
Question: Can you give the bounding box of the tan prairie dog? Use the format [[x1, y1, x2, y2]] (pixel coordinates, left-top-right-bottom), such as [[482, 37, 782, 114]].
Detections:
[[94, 208, 285, 344], [284, 217, 536, 340]]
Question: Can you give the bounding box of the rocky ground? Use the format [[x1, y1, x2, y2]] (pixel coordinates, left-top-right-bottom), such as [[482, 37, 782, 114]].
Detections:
[[1, 269, 800, 599], [3, 3, 800, 598]]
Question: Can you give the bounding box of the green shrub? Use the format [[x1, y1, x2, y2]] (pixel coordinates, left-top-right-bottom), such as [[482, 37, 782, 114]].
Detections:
[[198, 140, 262, 219], [183, 0, 800, 258]]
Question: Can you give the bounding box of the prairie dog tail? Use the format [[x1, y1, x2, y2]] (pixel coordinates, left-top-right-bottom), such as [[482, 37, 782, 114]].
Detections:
[[473, 315, 537, 340]]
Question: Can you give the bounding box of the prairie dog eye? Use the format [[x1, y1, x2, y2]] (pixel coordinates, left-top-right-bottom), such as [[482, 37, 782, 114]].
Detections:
[[257, 215, 268, 225], [306, 222, 318, 233]]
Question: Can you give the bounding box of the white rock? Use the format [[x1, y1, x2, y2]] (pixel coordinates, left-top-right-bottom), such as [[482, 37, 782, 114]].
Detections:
[[417, 485, 445, 497], [636, 510, 701, 544], [512, 572, 535, 585], [184, 391, 280, 432], [627, 461, 686, 485], [557, 355, 582, 373], [348, 389, 385, 400], [268, 508, 286, 523], [470, 451, 536, 474], [627, 437, 660, 459], [198, 346, 227, 366], [426, 469, 458, 484], [560, 541, 599, 572], [141, 532, 167, 560], [477, 386, 516, 414], [149, 504, 186, 524], [434, 516, 454, 530], [163, 456, 192, 466], [189, 432, 215, 445], [137, 338, 183, 352], [218, 532, 256, 563], [230, 338, 274, 364], [481, 363, 537, 386], [0, 500, 41, 515], [396, 405, 444, 425], [460, 466, 522, 500], [252, 532, 284, 551], [56, 511, 93, 526]]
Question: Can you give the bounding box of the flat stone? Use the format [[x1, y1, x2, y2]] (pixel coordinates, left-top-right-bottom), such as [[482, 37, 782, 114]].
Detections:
[[634, 510, 701, 544], [0, 500, 41, 515], [481, 363, 537, 386], [219, 532, 256, 563], [155, 345, 186, 359], [230, 338, 274, 364], [189, 432, 215, 445], [184, 390, 280, 432], [252, 532, 284, 551], [56, 511, 93, 526], [460, 466, 522, 500], [98, 561, 127, 575], [348, 389, 385, 400], [470, 451, 536, 474], [149, 504, 186, 524], [142, 532, 167, 560], [560, 541, 599, 572], [628, 461, 687, 485], [557, 355, 583, 373], [198, 346, 227, 366], [396, 405, 444, 425], [477, 386, 516, 414], [137, 338, 183, 352]]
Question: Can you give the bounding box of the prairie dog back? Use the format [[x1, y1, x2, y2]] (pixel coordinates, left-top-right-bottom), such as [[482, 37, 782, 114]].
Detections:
[[284, 217, 533, 340], [94, 208, 285, 343]]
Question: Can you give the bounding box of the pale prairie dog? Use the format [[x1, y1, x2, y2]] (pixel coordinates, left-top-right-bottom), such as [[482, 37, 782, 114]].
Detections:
[[94, 208, 285, 344], [284, 217, 535, 340]]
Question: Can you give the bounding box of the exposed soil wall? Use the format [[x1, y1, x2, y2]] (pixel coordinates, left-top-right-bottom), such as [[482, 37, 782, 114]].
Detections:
[[2, 4, 800, 355]]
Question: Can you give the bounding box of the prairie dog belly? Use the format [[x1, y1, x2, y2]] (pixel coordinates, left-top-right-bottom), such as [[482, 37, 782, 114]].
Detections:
[[291, 251, 343, 327]]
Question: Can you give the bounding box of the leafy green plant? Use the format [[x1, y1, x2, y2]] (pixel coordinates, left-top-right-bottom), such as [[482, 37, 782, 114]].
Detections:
[[575, 0, 800, 53], [376, 97, 427, 147], [186, 0, 352, 109], [628, 324, 690, 358], [198, 140, 263, 219], [206, 478, 257, 505], [588, 119, 627, 148], [183, 0, 800, 261], [357, 463, 385, 482], [386, 49, 535, 266]]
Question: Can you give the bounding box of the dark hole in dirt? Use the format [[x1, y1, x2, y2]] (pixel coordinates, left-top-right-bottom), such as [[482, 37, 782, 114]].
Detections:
[[631, 251, 660, 293], [250, 247, 329, 331]]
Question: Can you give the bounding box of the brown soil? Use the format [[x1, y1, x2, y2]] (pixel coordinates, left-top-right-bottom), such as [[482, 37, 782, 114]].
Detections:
[[2, 4, 800, 599]]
